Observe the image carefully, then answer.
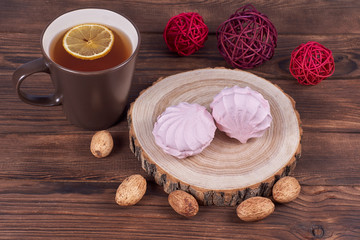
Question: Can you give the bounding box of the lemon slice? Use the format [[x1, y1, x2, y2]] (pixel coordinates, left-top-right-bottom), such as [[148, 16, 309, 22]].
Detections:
[[63, 23, 114, 60]]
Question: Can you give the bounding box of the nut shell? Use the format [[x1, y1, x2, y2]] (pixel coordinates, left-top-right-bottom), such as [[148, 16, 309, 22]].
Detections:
[[168, 190, 199, 217], [115, 174, 147, 206], [272, 176, 301, 203], [236, 196, 275, 221], [90, 130, 113, 158]]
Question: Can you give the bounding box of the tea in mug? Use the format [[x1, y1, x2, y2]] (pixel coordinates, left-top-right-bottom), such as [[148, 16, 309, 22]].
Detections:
[[50, 24, 132, 71]]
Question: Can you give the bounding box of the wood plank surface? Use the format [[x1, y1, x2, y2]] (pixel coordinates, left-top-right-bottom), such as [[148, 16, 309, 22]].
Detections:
[[2, 33, 360, 80], [0, 131, 358, 186], [1, 34, 360, 134], [0, 0, 359, 239], [1, 0, 359, 34], [0, 181, 359, 239]]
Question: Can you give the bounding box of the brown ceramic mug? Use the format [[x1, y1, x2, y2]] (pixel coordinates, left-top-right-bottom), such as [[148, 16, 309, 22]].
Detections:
[[12, 9, 140, 130]]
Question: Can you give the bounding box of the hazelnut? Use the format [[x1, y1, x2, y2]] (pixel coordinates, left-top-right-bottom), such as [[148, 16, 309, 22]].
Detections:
[[272, 176, 301, 203], [168, 190, 199, 217], [115, 174, 147, 206], [90, 130, 113, 158], [236, 196, 275, 222]]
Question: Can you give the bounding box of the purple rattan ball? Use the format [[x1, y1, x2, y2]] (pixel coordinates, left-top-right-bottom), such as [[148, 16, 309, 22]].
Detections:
[[217, 4, 278, 69]]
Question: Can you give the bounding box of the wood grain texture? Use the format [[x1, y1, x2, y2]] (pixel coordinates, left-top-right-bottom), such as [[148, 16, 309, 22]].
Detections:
[[1, 0, 359, 34], [1, 33, 360, 135], [0, 0, 359, 238], [0, 131, 358, 186], [0, 180, 358, 239], [2, 33, 360, 80], [129, 68, 302, 206]]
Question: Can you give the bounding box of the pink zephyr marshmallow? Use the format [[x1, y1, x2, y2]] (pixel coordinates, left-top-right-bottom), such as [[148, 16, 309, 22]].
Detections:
[[210, 86, 272, 143], [152, 102, 216, 158]]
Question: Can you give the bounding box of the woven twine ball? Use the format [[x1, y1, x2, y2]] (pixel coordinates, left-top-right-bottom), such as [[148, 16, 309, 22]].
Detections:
[[163, 12, 208, 56], [290, 41, 335, 85], [216, 4, 278, 69]]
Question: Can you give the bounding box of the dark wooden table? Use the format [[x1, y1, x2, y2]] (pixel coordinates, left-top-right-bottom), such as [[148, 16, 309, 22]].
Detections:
[[1, 1, 359, 239]]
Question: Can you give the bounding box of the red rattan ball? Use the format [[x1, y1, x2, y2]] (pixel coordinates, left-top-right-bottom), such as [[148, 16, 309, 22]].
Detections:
[[216, 4, 277, 69], [290, 41, 335, 85], [163, 12, 208, 56]]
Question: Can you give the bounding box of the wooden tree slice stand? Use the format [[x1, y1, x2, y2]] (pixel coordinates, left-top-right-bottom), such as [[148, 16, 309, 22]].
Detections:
[[128, 68, 302, 206]]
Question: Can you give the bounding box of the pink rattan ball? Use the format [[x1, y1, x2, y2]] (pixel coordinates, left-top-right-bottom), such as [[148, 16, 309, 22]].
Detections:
[[164, 12, 208, 56], [217, 4, 277, 69], [290, 41, 335, 85]]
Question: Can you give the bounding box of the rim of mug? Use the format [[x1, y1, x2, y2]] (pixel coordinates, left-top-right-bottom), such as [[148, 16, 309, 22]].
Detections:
[[40, 8, 141, 75]]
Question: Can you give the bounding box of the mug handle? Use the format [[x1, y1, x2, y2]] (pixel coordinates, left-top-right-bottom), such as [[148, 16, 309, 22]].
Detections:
[[12, 57, 62, 106]]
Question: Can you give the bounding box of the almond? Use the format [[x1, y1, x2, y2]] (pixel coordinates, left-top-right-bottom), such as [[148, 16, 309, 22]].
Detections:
[[115, 174, 147, 206], [272, 176, 301, 203], [236, 196, 275, 221], [90, 130, 113, 158], [168, 190, 199, 217]]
